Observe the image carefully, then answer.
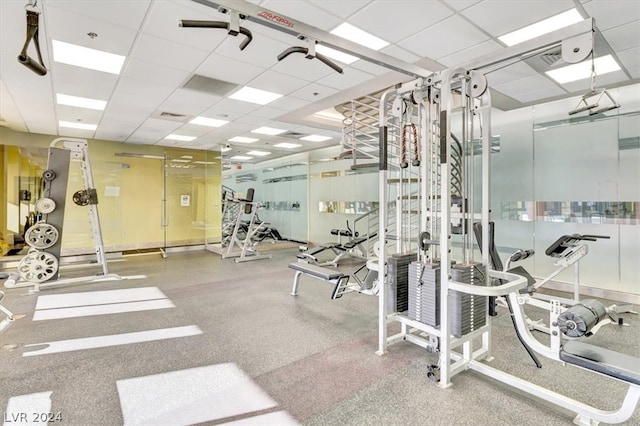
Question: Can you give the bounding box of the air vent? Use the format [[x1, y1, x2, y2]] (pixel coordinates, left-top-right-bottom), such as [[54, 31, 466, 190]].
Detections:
[[183, 74, 238, 96], [160, 111, 185, 118], [540, 51, 562, 66], [151, 111, 189, 122], [282, 131, 307, 139]]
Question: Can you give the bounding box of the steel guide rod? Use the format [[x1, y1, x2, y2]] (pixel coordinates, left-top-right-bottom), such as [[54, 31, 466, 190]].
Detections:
[[190, 0, 431, 78]]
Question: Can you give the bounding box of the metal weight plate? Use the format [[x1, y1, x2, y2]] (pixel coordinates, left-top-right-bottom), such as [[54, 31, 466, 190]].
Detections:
[[35, 197, 56, 214], [24, 223, 59, 249], [17, 251, 59, 283], [73, 190, 90, 206]]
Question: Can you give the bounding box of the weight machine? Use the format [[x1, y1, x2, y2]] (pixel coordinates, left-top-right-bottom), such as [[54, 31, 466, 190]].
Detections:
[[0, 290, 14, 335], [374, 18, 639, 425], [3, 138, 145, 291], [222, 188, 272, 263]]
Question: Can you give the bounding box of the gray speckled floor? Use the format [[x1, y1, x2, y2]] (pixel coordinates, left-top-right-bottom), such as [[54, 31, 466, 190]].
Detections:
[[0, 248, 638, 425]]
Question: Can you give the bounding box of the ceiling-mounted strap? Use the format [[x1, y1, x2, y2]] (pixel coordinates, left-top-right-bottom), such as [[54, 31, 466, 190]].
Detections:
[[277, 38, 343, 74], [179, 16, 253, 51], [18, 8, 47, 76]]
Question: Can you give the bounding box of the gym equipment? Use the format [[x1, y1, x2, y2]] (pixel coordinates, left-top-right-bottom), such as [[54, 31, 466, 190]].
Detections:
[[289, 263, 351, 300], [178, 13, 253, 51], [221, 189, 272, 263], [297, 219, 375, 267], [17, 1, 47, 76], [0, 290, 15, 335], [277, 37, 343, 74], [6, 138, 145, 291], [372, 17, 640, 425]]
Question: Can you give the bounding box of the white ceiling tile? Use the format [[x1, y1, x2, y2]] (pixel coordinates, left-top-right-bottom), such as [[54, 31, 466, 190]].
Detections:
[[0, 79, 26, 132], [271, 53, 336, 82], [142, 0, 229, 51], [250, 106, 289, 119], [398, 15, 489, 60], [512, 85, 567, 103], [380, 45, 421, 64], [233, 115, 272, 127], [441, 0, 483, 11], [102, 101, 153, 123], [173, 123, 216, 137], [157, 101, 206, 117], [58, 127, 96, 139], [25, 123, 57, 136], [485, 62, 538, 86], [438, 40, 503, 67], [602, 20, 640, 51], [45, 7, 137, 56], [52, 62, 119, 99], [211, 98, 262, 114], [131, 33, 209, 72], [56, 105, 103, 124], [261, 0, 342, 30], [583, 1, 640, 31], [165, 88, 222, 108], [350, 60, 391, 76], [289, 83, 340, 102], [561, 69, 628, 93], [138, 118, 184, 134], [197, 53, 267, 85], [248, 70, 309, 95], [95, 119, 139, 141], [0, 1, 27, 33], [269, 96, 311, 111], [122, 58, 191, 88], [462, 0, 575, 37], [309, 0, 372, 18], [215, 30, 289, 69], [114, 78, 174, 107], [493, 74, 563, 98], [44, 0, 151, 31], [350, 1, 454, 43], [317, 66, 374, 90], [617, 45, 640, 70]]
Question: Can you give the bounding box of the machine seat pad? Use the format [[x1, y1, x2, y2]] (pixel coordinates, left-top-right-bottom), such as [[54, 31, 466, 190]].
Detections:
[[560, 340, 640, 386], [342, 233, 378, 250], [288, 263, 346, 281]]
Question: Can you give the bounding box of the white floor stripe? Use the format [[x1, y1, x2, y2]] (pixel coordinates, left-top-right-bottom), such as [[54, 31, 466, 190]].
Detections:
[[117, 363, 278, 425], [220, 411, 299, 425], [22, 325, 202, 357], [34, 287, 167, 310], [33, 299, 175, 321], [3, 392, 52, 426]]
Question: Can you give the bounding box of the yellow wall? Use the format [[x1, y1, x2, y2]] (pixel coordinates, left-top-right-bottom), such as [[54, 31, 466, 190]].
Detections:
[[0, 128, 222, 255]]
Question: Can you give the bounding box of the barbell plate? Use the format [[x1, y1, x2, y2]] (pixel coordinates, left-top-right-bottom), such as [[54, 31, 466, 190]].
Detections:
[[24, 223, 59, 250], [17, 251, 59, 283]]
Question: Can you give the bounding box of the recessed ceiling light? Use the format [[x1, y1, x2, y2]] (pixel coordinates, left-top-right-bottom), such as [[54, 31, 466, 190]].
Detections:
[[228, 136, 259, 143], [52, 39, 125, 74], [189, 116, 229, 127], [180, 155, 193, 159], [56, 93, 106, 111], [330, 23, 389, 50], [274, 142, 301, 149], [498, 9, 583, 46], [316, 45, 358, 65], [193, 161, 216, 165], [251, 126, 287, 135], [165, 134, 196, 142], [247, 150, 271, 156], [59, 120, 97, 131], [546, 54, 621, 84], [300, 135, 332, 142], [230, 155, 253, 161], [170, 159, 190, 163], [229, 86, 283, 105]]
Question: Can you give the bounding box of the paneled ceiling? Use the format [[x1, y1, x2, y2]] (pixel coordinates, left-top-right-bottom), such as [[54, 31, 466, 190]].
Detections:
[[0, 0, 638, 163]]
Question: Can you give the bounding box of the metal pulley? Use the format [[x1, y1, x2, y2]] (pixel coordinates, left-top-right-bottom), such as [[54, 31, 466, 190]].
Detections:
[[35, 197, 56, 214], [73, 189, 90, 206], [557, 299, 607, 338], [42, 169, 56, 181], [24, 222, 59, 249], [17, 251, 59, 283]]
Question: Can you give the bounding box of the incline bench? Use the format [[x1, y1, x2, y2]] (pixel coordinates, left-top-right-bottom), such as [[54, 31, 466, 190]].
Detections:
[[560, 340, 640, 386], [288, 263, 353, 299]]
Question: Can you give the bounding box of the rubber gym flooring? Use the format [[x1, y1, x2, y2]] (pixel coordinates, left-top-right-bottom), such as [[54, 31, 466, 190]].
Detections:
[[1, 248, 639, 425]]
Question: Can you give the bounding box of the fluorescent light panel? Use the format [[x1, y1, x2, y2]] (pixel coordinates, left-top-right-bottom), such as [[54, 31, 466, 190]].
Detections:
[[274, 142, 301, 149], [246, 150, 270, 156], [315, 45, 358, 65], [229, 87, 283, 105], [170, 159, 190, 163], [251, 126, 287, 135], [56, 94, 106, 111], [165, 134, 196, 142], [52, 40, 125, 74], [330, 23, 389, 50], [498, 9, 583, 46], [230, 155, 252, 161], [58, 120, 97, 131], [546, 55, 621, 84], [300, 135, 332, 142], [190, 116, 229, 127], [228, 136, 259, 143], [193, 161, 216, 165]]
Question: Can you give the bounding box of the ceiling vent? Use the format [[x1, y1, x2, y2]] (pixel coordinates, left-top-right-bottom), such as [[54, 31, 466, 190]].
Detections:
[[540, 50, 562, 66], [183, 74, 238, 96], [282, 131, 307, 139], [151, 111, 189, 122]]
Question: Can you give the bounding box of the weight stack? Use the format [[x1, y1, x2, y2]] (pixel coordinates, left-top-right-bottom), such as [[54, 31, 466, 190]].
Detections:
[[408, 262, 440, 326], [386, 252, 415, 313], [450, 264, 487, 337]]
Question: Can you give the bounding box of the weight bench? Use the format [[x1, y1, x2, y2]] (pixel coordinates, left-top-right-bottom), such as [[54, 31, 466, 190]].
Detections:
[[560, 340, 640, 386], [288, 263, 352, 299]]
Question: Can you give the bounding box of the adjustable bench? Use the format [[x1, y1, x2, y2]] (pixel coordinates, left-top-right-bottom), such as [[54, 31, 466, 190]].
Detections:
[[560, 340, 640, 386], [288, 263, 352, 299]]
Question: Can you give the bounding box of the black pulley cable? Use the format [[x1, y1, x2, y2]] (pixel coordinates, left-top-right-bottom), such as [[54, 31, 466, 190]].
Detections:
[[18, 6, 47, 76]]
